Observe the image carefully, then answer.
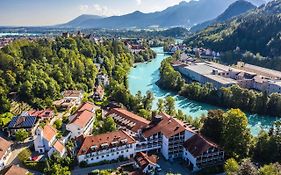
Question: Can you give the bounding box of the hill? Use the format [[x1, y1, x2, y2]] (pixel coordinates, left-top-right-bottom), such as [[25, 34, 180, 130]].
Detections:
[[190, 0, 256, 32], [184, 0, 281, 58], [60, 0, 266, 29]]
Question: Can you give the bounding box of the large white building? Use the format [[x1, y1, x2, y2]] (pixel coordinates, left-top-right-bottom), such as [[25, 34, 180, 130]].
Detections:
[[0, 137, 12, 170], [173, 60, 281, 94], [77, 130, 136, 164], [104, 108, 224, 171], [66, 102, 96, 139]]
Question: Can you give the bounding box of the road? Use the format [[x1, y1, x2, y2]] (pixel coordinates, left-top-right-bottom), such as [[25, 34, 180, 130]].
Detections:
[[71, 160, 133, 175]]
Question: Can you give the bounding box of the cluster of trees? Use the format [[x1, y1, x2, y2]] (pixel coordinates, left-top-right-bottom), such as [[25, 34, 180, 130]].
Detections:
[[225, 159, 281, 175], [200, 109, 281, 174], [159, 57, 281, 117], [220, 50, 281, 72], [93, 110, 117, 135], [0, 35, 156, 114], [44, 153, 74, 175], [184, 1, 281, 58], [134, 48, 156, 62]]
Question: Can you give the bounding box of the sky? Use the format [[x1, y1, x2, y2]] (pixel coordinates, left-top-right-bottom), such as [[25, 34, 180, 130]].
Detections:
[[0, 0, 190, 26]]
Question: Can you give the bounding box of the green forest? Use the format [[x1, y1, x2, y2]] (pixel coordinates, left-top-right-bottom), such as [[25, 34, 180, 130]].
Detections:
[[0, 36, 154, 114], [184, 0, 281, 71]]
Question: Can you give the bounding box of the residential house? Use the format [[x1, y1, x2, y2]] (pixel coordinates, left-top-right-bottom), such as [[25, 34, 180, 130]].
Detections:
[[27, 109, 54, 121], [134, 152, 158, 175], [66, 102, 95, 139], [62, 90, 83, 105], [96, 74, 110, 87], [93, 85, 104, 102], [183, 134, 224, 171], [53, 90, 83, 110], [34, 125, 66, 158], [7, 115, 38, 136], [77, 130, 136, 164], [0, 137, 12, 170]]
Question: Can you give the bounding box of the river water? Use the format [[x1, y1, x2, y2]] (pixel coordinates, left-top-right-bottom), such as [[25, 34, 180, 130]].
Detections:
[[128, 47, 280, 136]]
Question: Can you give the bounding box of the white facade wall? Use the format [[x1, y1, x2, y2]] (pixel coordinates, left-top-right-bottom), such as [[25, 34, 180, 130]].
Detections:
[[161, 135, 169, 160], [78, 144, 136, 164], [0, 147, 12, 170], [182, 148, 199, 171]]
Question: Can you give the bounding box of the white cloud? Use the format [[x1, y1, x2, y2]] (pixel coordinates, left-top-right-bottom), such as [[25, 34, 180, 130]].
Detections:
[[79, 5, 89, 13], [79, 4, 120, 16], [136, 0, 142, 5]]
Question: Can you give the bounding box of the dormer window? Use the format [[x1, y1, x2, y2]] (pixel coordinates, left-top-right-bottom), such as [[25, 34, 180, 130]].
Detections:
[[120, 139, 127, 144], [101, 143, 109, 148], [91, 145, 97, 150]]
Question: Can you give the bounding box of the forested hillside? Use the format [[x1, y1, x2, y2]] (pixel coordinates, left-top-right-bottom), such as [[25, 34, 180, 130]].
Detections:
[[0, 37, 135, 113], [185, 0, 281, 58]]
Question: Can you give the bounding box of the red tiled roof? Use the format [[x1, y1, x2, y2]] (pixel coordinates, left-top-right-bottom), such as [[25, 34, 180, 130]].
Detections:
[[71, 110, 94, 128], [4, 165, 29, 175], [143, 113, 194, 138], [183, 134, 218, 157], [0, 137, 12, 159], [27, 109, 54, 118], [77, 102, 96, 113], [77, 130, 135, 156], [63, 90, 82, 98], [135, 152, 158, 170], [53, 141, 65, 154], [107, 108, 150, 132], [42, 125, 57, 142]]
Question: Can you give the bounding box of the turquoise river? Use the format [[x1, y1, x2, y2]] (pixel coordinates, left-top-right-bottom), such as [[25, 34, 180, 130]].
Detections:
[[128, 47, 280, 136]]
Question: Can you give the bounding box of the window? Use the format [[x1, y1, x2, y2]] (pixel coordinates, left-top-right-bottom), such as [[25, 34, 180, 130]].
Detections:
[[102, 156, 104, 158], [107, 154, 109, 157], [126, 150, 129, 152], [117, 152, 119, 155], [121, 151, 124, 153], [96, 156, 99, 159]]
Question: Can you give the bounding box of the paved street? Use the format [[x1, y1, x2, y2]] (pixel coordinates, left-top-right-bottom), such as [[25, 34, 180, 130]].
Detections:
[[71, 160, 133, 175]]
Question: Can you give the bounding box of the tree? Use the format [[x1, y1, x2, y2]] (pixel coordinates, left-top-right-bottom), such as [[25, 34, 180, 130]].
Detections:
[[259, 163, 281, 175], [224, 158, 239, 175], [46, 163, 71, 175], [102, 116, 117, 133], [18, 148, 32, 162], [157, 99, 164, 112], [201, 110, 224, 144], [54, 119, 63, 130], [222, 109, 252, 159], [238, 159, 258, 175], [15, 129, 29, 142], [164, 96, 176, 116]]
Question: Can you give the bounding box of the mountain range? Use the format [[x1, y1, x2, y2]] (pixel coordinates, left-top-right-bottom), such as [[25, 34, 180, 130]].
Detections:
[[190, 0, 256, 32], [59, 0, 267, 29], [184, 0, 281, 57]]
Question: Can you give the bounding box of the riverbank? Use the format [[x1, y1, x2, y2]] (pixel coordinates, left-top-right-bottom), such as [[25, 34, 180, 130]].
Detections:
[[128, 47, 280, 136]]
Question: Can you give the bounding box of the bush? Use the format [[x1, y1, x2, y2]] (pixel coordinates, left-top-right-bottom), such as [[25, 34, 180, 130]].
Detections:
[[24, 160, 46, 172], [54, 119, 62, 129], [79, 161, 87, 168], [18, 148, 32, 162]]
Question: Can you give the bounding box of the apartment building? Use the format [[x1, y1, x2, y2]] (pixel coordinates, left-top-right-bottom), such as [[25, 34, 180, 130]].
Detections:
[[77, 130, 136, 164], [183, 134, 224, 171], [76, 108, 223, 171]]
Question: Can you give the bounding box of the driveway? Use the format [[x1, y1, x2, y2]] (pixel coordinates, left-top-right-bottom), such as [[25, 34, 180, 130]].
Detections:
[[71, 160, 133, 175], [157, 156, 192, 175]]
